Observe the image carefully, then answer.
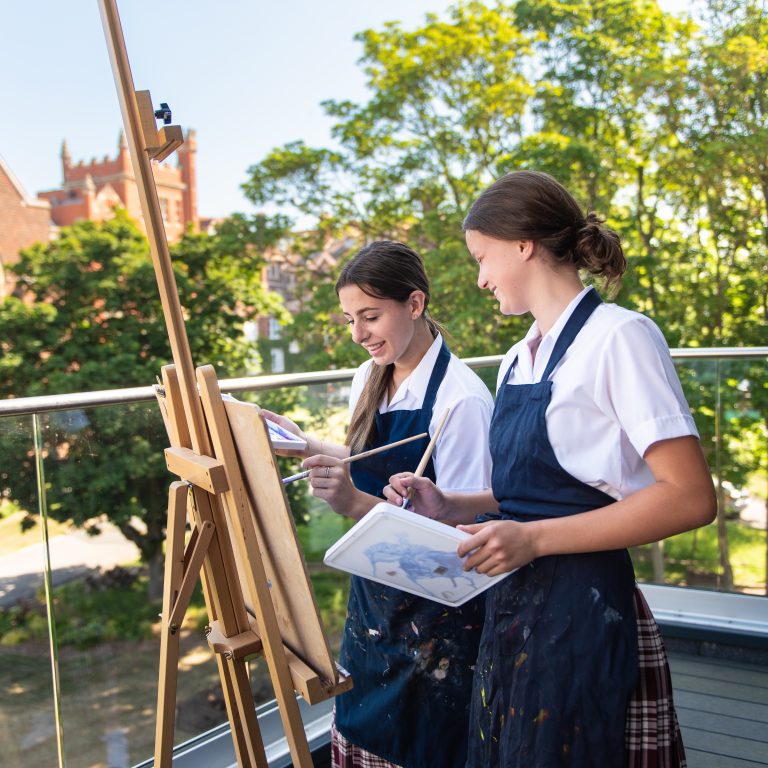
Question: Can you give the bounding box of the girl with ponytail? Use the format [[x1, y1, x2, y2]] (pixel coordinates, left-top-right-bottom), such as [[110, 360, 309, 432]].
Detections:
[[386, 171, 716, 768], [265, 240, 493, 768]]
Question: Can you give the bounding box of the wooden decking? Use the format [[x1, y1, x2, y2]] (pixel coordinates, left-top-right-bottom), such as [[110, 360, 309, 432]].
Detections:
[[670, 651, 768, 767]]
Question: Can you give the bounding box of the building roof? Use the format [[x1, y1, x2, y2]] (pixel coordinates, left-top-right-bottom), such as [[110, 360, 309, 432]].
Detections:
[[0, 154, 51, 210]]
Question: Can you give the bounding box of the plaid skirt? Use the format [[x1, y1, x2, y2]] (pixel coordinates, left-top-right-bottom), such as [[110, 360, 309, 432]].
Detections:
[[626, 586, 687, 768], [331, 720, 403, 768], [333, 587, 686, 768]]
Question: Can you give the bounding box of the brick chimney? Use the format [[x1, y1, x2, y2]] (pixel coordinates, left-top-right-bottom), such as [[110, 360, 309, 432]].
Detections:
[[61, 139, 71, 174], [177, 128, 198, 231]]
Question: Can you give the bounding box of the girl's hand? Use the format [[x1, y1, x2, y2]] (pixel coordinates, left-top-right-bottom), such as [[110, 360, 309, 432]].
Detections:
[[457, 520, 537, 576], [302, 455, 362, 517], [384, 473, 446, 520], [260, 409, 310, 457]]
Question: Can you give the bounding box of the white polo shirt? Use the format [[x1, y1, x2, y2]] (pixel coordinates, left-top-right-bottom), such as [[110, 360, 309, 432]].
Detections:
[[350, 334, 494, 493], [497, 287, 699, 500]]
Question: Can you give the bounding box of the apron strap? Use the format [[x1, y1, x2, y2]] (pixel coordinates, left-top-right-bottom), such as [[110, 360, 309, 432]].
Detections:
[[498, 288, 602, 388], [499, 354, 518, 388], [541, 287, 602, 381], [421, 339, 451, 411]]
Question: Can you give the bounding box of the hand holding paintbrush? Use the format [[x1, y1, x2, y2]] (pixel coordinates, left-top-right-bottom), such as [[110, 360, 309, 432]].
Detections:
[[401, 407, 451, 510], [281, 431, 429, 484]]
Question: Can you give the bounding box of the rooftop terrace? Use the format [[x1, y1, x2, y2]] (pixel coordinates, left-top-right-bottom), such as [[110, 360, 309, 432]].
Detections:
[[1, 347, 766, 767]]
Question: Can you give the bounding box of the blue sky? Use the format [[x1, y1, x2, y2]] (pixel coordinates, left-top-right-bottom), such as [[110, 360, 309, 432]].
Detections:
[[1, 0, 688, 220]]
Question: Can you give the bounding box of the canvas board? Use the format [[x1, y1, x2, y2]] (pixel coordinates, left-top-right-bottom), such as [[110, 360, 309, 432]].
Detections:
[[216, 384, 338, 687], [221, 394, 307, 451], [324, 502, 511, 607]]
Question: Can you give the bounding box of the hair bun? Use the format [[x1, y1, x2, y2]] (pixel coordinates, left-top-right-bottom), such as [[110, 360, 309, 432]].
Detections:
[[582, 211, 603, 230], [573, 211, 626, 293], [575, 211, 605, 249]]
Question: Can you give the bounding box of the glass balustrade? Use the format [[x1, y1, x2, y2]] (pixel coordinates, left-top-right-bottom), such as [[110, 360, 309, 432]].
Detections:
[[0, 350, 765, 767]]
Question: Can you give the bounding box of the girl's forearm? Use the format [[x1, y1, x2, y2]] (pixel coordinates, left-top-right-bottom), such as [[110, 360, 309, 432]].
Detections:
[[529, 482, 714, 558], [441, 489, 498, 526], [330, 489, 385, 521], [306, 436, 350, 460], [529, 438, 716, 558]]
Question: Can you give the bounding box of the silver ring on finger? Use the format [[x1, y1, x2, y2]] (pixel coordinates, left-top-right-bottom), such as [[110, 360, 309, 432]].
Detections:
[[324, 466, 330, 479]]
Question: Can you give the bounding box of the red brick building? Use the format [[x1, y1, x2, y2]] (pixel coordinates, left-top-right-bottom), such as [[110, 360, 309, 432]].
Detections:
[[0, 156, 53, 298], [38, 129, 199, 243], [1, 129, 201, 298]]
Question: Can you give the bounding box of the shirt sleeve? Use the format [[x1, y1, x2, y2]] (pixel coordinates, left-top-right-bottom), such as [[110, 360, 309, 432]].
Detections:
[[432, 393, 494, 492], [594, 316, 699, 457]]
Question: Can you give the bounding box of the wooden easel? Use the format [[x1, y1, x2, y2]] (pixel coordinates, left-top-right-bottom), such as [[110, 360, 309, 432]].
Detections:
[[97, 2, 351, 766]]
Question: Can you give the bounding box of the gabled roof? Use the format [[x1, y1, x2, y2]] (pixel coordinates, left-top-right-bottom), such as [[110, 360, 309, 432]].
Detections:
[[0, 154, 50, 209]]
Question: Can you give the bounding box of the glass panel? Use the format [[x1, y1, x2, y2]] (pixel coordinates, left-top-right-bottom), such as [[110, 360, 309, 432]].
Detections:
[[1, 402, 222, 766], [35, 403, 156, 767], [631, 355, 767, 595], [0, 383, 359, 765], [0, 413, 60, 768]]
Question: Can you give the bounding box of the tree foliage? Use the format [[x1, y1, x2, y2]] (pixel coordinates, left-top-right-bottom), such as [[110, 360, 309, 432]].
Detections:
[[243, 0, 767, 587], [0, 211, 286, 597], [243, 2, 540, 356]]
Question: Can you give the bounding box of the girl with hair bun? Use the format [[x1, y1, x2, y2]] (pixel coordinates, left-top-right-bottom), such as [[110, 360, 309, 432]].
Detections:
[[385, 172, 716, 767], [264, 240, 494, 768]]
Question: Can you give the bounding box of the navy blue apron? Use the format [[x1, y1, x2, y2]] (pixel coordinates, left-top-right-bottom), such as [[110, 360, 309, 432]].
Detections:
[[335, 341, 485, 768], [467, 289, 638, 768]]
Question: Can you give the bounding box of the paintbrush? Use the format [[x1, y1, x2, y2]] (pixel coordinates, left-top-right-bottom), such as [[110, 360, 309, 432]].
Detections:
[[281, 431, 429, 484], [401, 407, 451, 510]]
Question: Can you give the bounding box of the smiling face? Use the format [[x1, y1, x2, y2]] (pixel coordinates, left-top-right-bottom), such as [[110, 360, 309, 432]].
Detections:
[[465, 229, 532, 316], [338, 284, 425, 368]]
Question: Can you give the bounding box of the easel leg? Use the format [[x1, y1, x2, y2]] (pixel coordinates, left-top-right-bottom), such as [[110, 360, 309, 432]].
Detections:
[[154, 482, 188, 767], [154, 485, 270, 767], [219, 657, 269, 768]]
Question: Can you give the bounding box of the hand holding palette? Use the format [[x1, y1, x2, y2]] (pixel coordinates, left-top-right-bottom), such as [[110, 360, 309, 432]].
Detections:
[[324, 502, 511, 606]]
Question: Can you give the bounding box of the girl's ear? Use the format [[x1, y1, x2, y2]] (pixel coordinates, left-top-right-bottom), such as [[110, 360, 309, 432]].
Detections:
[[519, 240, 535, 261], [408, 290, 427, 319]]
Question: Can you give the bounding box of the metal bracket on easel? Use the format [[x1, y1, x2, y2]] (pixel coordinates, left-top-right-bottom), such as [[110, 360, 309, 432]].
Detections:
[[136, 90, 183, 162]]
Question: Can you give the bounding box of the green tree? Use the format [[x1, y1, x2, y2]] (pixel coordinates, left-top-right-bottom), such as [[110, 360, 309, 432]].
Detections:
[[672, 0, 768, 586], [0, 211, 286, 598], [243, 1, 538, 358], [242, 0, 766, 590]]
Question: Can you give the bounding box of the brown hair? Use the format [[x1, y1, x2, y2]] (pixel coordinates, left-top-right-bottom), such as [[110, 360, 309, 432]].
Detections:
[[336, 241, 441, 453], [463, 170, 626, 293]]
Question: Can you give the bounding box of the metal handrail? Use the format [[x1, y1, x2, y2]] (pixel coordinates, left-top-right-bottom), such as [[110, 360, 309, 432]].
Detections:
[[0, 346, 765, 417]]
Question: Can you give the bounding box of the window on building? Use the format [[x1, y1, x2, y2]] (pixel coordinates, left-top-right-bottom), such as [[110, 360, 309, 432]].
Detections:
[[270, 348, 285, 373], [243, 320, 259, 342], [159, 197, 168, 222], [268, 318, 282, 340]]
